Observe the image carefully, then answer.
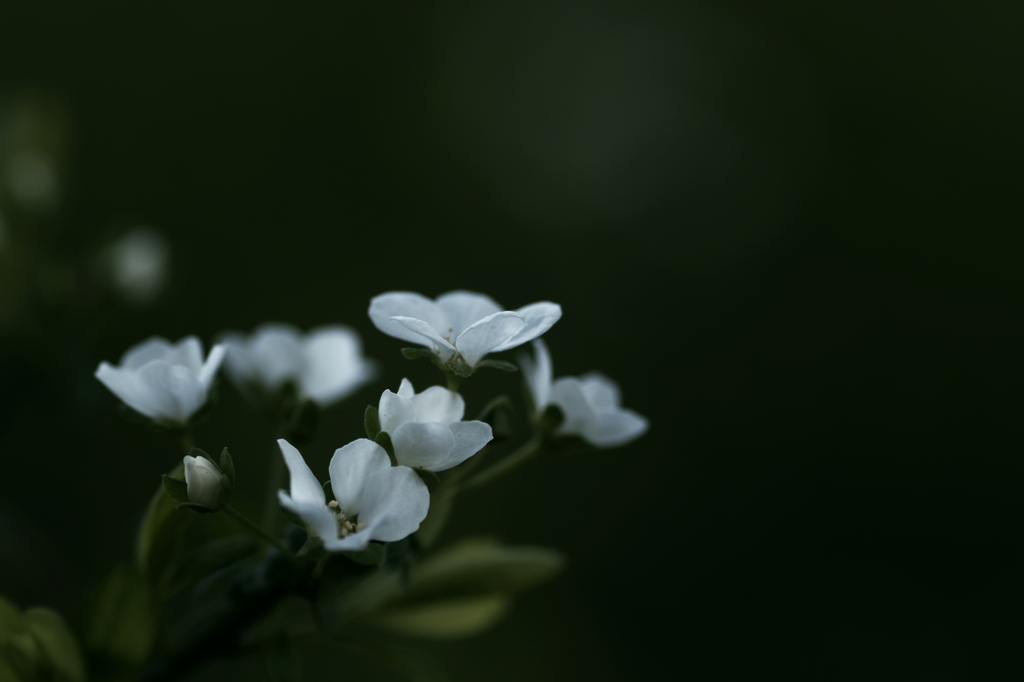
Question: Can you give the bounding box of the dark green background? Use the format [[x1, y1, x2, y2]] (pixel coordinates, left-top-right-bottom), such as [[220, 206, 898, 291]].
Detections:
[[1, 1, 1022, 679]]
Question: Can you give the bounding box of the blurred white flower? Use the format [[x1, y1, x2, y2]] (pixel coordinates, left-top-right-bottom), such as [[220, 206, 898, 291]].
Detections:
[[101, 227, 170, 305], [521, 340, 648, 447], [220, 324, 376, 407], [378, 378, 492, 472], [276, 438, 429, 552], [368, 290, 561, 367], [183, 455, 222, 508], [94, 336, 226, 426]]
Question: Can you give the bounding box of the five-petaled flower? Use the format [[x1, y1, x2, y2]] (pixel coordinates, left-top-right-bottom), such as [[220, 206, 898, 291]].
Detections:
[[94, 336, 226, 427], [378, 378, 493, 472], [521, 340, 648, 448], [220, 323, 376, 407], [276, 438, 429, 552], [368, 290, 561, 368]]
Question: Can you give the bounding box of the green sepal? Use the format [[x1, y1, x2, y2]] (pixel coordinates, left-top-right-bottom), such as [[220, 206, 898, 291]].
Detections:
[[401, 347, 437, 361], [219, 447, 235, 486], [415, 469, 441, 491], [216, 474, 233, 508], [364, 405, 381, 441], [445, 361, 473, 377], [342, 542, 386, 566], [374, 431, 397, 465], [174, 502, 216, 514], [188, 446, 212, 462], [161, 475, 190, 505], [474, 359, 518, 372]]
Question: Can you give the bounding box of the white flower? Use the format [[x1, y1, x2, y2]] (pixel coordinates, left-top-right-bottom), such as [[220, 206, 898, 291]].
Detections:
[[276, 438, 429, 552], [101, 227, 170, 306], [220, 324, 376, 407], [368, 290, 561, 367], [94, 336, 226, 426], [378, 378, 493, 472], [521, 340, 648, 448], [183, 455, 222, 508]]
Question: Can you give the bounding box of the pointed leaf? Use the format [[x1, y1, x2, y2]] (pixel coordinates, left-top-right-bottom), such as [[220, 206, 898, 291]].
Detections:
[[445, 362, 473, 377], [216, 474, 233, 508], [22, 607, 86, 682], [368, 593, 511, 640], [136, 464, 192, 576], [161, 475, 190, 505], [364, 405, 381, 440], [474, 359, 519, 373], [219, 447, 235, 485], [401, 347, 437, 361], [85, 563, 155, 666], [415, 469, 441, 491], [374, 431, 397, 465]]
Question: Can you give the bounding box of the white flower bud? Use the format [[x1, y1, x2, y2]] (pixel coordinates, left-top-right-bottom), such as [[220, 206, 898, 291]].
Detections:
[[183, 455, 222, 508]]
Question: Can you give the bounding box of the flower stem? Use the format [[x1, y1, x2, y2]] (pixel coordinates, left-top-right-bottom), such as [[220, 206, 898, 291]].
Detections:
[[461, 432, 544, 492], [445, 371, 462, 392], [223, 504, 298, 561]]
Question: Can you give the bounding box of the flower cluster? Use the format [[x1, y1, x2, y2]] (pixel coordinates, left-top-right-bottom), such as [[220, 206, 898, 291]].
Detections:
[[94, 290, 647, 558]]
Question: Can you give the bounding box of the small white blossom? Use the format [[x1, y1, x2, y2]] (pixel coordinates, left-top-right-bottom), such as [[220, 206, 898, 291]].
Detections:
[[368, 290, 561, 367], [183, 455, 222, 508], [521, 340, 648, 447], [94, 336, 226, 426], [276, 438, 429, 552], [220, 324, 376, 407], [101, 227, 170, 306], [378, 378, 493, 472]]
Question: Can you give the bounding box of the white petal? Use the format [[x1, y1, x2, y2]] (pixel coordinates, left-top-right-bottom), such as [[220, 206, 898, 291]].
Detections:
[[120, 337, 177, 370], [579, 409, 649, 448], [278, 492, 338, 542], [379, 389, 415, 434], [198, 343, 226, 388], [184, 455, 222, 507], [391, 422, 455, 469], [354, 466, 429, 541], [397, 378, 415, 399], [222, 324, 303, 390], [327, 439, 392, 515], [390, 317, 457, 356], [277, 439, 325, 505], [95, 362, 156, 419], [368, 293, 449, 345], [411, 385, 465, 424], [132, 361, 207, 424], [438, 421, 493, 471], [490, 302, 562, 352], [549, 377, 597, 437], [454, 312, 526, 367], [578, 372, 621, 409], [300, 326, 376, 406], [435, 290, 503, 338], [518, 339, 552, 413], [321, 528, 374, 552]]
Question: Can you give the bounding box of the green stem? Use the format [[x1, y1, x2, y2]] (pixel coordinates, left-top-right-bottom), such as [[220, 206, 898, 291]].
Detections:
[[461, 432, 545, 492], [223, 504, 298, 561], [445, 371, 463, 392]]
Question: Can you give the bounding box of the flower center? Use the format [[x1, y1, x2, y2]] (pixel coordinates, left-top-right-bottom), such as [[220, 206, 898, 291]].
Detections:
[[327, 500, 365, 537]]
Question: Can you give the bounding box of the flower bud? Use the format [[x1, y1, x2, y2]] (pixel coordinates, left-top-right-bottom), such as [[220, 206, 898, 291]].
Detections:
[[183, 455, 222, 508]]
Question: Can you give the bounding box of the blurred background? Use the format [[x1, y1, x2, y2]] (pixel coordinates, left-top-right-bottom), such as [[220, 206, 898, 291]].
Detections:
[[1, 0, 1022, 679]]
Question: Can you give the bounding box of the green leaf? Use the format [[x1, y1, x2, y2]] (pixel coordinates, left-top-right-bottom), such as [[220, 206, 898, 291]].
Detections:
[[444, 361, 473, 377], [85, 563, 155, 667], [136, 464, 192, 576], [161, 474, 189, 504], [368, 593, 511, 639], [6, 631, 42, 679], [374, 431, 397, 465], [219, 447, 235, 486], [22, 607, 86, 682], [342, 542, 386, 566], [216, 474, 233, 508], [474, 359, 519, 373], [0, 594, 23, 639], [364, 405, 381, 441], [406, 537, 564, 598], [401, 347, 437, 361]]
